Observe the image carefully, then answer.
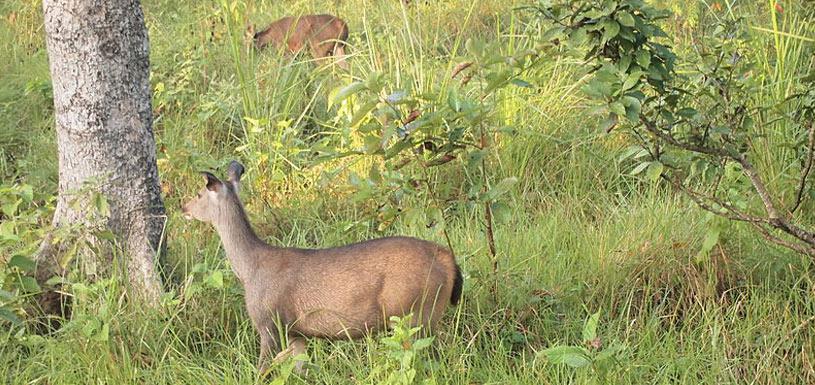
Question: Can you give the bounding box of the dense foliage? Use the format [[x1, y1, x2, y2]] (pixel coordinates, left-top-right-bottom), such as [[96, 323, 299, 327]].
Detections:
[[1, 0, 813, 384]]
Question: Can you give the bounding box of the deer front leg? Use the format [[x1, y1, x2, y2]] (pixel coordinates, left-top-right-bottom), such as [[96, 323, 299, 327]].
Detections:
[[257, 329, 279, 376]]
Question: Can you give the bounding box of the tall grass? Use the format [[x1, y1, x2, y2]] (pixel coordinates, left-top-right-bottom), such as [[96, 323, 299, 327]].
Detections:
[[1, 0, 814, 384]]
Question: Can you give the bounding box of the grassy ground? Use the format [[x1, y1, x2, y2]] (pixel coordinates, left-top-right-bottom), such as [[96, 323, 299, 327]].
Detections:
[[1, 0, 814, 384]]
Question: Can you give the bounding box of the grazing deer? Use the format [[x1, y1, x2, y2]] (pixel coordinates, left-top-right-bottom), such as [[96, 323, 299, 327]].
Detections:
[[251, 14, 349, 68], [182, 161, 463, 374]]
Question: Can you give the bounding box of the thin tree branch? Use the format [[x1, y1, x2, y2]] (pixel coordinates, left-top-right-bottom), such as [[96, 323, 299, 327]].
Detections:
[[732, 154, 782, 220], [643, 115, 815, 253], [790, 121, 815, 214], [747, 221, 815, 257], [640, 116, 732, 158]]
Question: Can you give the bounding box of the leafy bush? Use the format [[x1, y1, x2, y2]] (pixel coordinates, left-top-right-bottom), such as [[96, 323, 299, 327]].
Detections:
[[0, 184, 51, 326], [532, 0, 815, 257]]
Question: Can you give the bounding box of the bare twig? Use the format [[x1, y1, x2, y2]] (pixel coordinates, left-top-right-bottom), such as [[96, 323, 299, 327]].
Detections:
[[733, 154, 782, 220], [790, 121, 815, 214], [747, 221, 815, 257]]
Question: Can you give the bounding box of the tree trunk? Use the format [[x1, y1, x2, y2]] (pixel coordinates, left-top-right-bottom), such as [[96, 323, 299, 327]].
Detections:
[[40, 0, 165, 304]]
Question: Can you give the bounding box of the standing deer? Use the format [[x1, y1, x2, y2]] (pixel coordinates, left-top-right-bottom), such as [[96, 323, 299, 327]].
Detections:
[[182, 161, 462, 374], [251, 14, 349, 68]]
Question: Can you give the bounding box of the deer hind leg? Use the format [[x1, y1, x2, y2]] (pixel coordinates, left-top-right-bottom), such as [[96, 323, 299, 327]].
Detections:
[[273, 336, 308, 373], [307, 39, 335, 67]]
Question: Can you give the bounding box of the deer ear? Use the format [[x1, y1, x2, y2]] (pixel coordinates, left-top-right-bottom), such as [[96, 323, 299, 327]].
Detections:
[[200, 171, 222, 192], [226, 161, 245, 188]]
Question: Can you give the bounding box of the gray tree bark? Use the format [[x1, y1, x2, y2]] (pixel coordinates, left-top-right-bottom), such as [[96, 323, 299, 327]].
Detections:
[[40, 0, 165, 304]]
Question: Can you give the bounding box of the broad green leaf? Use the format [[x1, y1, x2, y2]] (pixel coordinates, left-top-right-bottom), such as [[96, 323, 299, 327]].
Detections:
[[483, 177, 518, 202], [542, 26, 566, 41], [466, 149, 488, 169], [601, 20, 620, 43], [412, 337, 434, 350], [697, 227, 720, 261], [623, 96, 641, 122], [491, 201, 512, 223], [362, 135, 382, 155], [0, 307, 21, 325], [20, 185, 34, 203], [82, 318, 100, 338], [631, 161, 651, 175], [596, 342, 626, 362], [538, 345, 592, 368], [205, 270, 224, 288], [484, 70, 512, 95], [94, 322, 110, 342], [635, 50, 651, 68], [19, 276, 41, 293], [350, 101, 378, 128], [0, 290, 14, 301], [609, 102, 626, 117], [646, 161, 664, 182], [621, 72, 642, 91], [330, 81, 366, 108], [617, 12, 636, 27], [2, 200, 20, 217], [0, 221, 18, 242], [8, 254, 35, 273], [599, 113, 618, 132], [582, 310, 601, 342]]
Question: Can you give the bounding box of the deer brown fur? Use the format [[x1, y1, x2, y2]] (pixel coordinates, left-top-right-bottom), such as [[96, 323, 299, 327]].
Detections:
[[182, 161, 462, 374], [252, 14, 349, 68]]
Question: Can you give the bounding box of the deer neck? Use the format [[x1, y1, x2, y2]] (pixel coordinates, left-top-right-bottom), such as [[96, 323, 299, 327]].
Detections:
[[212, 200, 267, 282]]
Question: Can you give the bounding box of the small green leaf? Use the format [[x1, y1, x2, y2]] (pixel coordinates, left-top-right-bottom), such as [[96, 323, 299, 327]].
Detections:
[[510, 79, 533, 88], [205, 270, 224, 288], [616, 12, 636, 27], [676, 107, 698, 119], [601, 20, 620, 43], [623, 96, 641, 122]]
